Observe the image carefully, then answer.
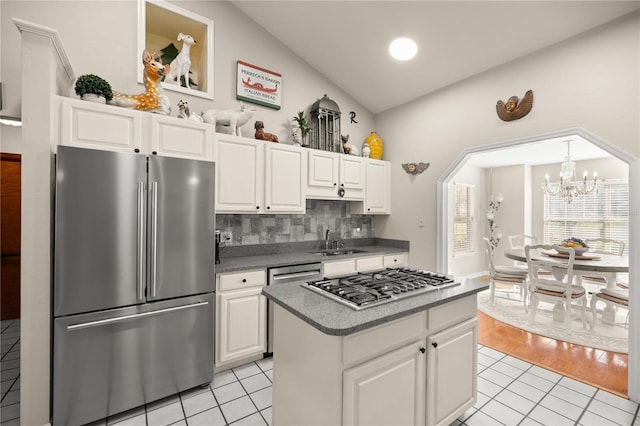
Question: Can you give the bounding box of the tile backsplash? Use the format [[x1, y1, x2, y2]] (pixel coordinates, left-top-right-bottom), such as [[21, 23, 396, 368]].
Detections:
[[216, 200, 374, 246]]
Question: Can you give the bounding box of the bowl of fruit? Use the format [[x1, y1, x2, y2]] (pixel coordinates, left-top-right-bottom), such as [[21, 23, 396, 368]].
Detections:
[[557, 237, 589, 255]]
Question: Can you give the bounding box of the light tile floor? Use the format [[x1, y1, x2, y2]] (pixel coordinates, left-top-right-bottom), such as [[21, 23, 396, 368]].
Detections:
[[2, 319, 640, 425]]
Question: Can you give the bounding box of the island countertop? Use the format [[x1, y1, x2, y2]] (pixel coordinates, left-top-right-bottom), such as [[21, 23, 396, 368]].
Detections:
[[262, 277, 488, 336]]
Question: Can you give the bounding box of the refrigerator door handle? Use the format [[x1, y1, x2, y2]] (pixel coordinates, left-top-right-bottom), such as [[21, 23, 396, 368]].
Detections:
[[150, 181, 158, 298], [66, 301, 210, 331], [137, 181, 146, 301]]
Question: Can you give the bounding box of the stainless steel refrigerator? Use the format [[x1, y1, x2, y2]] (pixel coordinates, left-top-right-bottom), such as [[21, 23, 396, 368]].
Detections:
[[52, 146, 215, 426]]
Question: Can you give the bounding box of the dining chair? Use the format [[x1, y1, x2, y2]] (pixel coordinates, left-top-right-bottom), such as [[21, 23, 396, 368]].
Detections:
[[584, 238, 625, 255], [582, 238, 626, 286], [526, 244, 587, 331], [589, 287, 629, 330], [508, 234, 538, 249], [483, 237, 529, 311]]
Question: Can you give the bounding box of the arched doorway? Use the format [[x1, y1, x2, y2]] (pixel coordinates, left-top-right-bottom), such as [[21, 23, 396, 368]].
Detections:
[[436, 127, 639, 402]]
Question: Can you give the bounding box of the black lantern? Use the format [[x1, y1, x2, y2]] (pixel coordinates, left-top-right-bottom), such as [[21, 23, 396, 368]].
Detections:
[[310, 94, 341, 153]]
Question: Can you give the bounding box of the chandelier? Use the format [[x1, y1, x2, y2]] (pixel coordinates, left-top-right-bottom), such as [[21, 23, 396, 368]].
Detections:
[[541, 140, 598, 204]]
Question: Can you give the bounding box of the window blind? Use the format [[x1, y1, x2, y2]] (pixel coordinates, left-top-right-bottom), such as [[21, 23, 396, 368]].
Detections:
[[543, 179, 629, 254], [453, 183, 474, 254]]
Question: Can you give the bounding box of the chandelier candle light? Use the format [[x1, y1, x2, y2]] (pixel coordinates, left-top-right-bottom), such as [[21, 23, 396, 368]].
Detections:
[[542, 140, 598, 204]]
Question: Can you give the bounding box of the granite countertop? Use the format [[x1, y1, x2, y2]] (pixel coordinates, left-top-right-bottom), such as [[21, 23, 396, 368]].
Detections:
[[215, 240, 409, 273], [263, 277, 488, 336]]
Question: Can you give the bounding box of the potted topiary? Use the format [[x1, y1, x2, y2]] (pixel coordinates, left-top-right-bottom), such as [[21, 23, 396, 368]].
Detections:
[[74, 74, 113, 104], [293, 111, 311, 147]]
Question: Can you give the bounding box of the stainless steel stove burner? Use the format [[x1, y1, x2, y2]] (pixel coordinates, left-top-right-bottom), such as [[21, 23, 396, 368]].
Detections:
[[303, 268, 460, 310]]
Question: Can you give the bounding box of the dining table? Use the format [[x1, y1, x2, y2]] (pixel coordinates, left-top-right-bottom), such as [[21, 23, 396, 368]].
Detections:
[[504, 248, 629, 325]]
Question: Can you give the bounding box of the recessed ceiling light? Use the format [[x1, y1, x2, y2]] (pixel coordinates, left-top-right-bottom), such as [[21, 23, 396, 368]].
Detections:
[[389, 37, 417, 61]]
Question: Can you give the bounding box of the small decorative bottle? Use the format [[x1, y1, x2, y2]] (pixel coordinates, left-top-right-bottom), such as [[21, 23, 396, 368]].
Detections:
[[362, 143, 371, 158], [364, 132, 383, 160]]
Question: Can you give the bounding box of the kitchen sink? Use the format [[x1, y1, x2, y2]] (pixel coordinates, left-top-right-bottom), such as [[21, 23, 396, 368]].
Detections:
[[309, 249, 368, 256]]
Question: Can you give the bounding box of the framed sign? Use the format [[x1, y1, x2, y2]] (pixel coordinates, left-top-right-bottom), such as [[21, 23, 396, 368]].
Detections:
[[236, 61, 282, 110], [138, 0, 214, 100]]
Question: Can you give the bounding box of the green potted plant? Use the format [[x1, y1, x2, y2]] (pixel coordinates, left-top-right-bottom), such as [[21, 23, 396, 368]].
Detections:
[[293, 111, 311, 147], [74, 74, 113, 104]]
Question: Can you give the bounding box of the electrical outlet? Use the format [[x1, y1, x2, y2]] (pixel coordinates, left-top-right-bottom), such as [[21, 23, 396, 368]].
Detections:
[[418, 216, 425, 228], [221, 231, 233, 246]]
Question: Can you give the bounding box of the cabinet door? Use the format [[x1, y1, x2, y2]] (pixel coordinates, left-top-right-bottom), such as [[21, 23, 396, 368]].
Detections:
[[340, 156, 365, 200], [365, 159, 391, 214], [426, 318, 478, 426], [215, 135, 264, 213], [216, 287, 266, 365], [148, 115, 213, 161], [59, 97, 142, 153], [264, 144, 306, 213], [343, 340, 426, 426], [307, 150, 339, 198]]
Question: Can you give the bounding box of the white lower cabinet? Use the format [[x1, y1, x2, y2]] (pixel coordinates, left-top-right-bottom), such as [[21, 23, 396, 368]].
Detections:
[[426, 318, 478, 426], [271, 295, 478, 426], [216, 270, 267, 367], [343, 340, 426, 426]]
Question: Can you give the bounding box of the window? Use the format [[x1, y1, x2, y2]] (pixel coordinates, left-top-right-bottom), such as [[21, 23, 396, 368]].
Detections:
[[453, 183, 474, 254], [543, 179, 629, 254]]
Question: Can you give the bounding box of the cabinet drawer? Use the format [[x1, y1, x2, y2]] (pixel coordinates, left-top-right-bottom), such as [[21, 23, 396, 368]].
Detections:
[[323, 259, 356, 278], [356, 256, 384, 272], [217, 269, 266, 292], [427, 295, 476, 333], [343, 312, 423, 366], [383, 253, 407, 268]]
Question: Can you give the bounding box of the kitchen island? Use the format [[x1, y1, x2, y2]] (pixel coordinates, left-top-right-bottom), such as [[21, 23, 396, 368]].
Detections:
[[263, 276, 488, 426]]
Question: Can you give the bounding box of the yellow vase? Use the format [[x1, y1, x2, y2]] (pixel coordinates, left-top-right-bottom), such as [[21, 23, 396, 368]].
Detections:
[[365, 132, 384, 160]]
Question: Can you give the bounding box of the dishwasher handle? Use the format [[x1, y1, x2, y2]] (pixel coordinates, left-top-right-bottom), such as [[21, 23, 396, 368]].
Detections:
[[271, 270, 322, 282], [268, 263, 323, 284]]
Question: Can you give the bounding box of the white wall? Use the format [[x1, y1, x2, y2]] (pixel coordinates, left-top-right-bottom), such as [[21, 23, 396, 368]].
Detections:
[[374, 12, 639, 272], [0, 0, 376, 151]]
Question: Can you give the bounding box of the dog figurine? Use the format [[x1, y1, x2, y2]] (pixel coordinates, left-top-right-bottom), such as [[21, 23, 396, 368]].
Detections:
[[165, 33, 196, 87], [109, 50, 171, 115], [177, 100, 204, 123], [202, 103, 256, 136], [254, 121, 279, 142]]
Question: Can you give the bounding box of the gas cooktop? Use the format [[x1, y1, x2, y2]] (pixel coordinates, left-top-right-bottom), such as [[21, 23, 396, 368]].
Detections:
[[302, 268, 460, 310]]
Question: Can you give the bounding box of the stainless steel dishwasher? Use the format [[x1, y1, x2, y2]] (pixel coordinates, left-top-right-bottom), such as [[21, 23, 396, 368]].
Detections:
[[266, 262, 323, 354]]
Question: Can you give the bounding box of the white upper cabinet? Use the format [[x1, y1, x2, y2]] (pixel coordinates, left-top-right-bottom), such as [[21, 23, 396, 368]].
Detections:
[[215, 134, 305, 214], [264, 144, 306, 213], [307, 151, 364, 200], [352, 158, 391, 215], [307, 150, 339, 197], [57, 96, 214, 161], [215, 135, 263, 213], [58, 96, 142, 152], [147, 114, 213, 160]]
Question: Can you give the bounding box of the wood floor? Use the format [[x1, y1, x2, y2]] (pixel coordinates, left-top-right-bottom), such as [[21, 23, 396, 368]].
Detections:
[[478, 310, 629, 398]]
